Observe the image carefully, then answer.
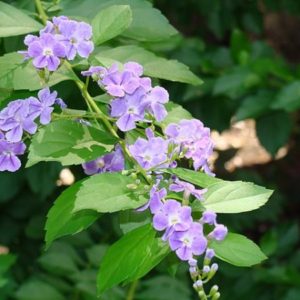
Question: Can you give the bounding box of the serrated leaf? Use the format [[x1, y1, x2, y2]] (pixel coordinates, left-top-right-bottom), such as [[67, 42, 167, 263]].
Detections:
[[45, 179, 99, 249], [92, 5, 132, 45], [97, 224, 170, 294], [72, 172, 148, 213], [0, 2, 42, 37], [27, 120, 117, 167], [92, 45, 202, 85], [210, 233, 267, 267], [203, 181, 273, 213]]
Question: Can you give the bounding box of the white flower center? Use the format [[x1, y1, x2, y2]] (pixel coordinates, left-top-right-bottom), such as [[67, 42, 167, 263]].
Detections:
[[43, 48, 53, 56]]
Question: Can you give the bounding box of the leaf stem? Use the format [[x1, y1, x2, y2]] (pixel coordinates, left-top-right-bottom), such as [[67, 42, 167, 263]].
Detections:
[[126, 280, 139, 300], [35, 0, 48, 25]]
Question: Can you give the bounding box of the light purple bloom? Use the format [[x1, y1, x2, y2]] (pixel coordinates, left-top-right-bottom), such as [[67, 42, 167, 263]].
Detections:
[[169, 178, 207, 201], [55, 98, 67, 109], [152, 199, 193, 241], [81, 66, 107, 84], [209, 224, 228, 241], [169, 222, 207, 261], [58, 19, 94, 60], [110, 88, 147, 132], [28, 88, 59, 125], [28, 33, 66, 71], [205, 248, 215, 259], [145, 86, 169, 122], [200, 211, 217, 225], [101, 64, 141, 97], [0, 140, 26, 172], [165, 119, 214, 173], [0, 100, 37, 142], [82, 146, 124, 175], [137, 185, 166, 214], [128, 129, 169, 170]]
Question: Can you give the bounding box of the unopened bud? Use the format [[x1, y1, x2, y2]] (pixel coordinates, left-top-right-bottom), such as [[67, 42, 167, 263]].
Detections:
[[212, 292, 221, 300], [203, 265, 210, 274], [130, 173, 137, 180], [122, 170, 129, 175], [193, 280, 203, 291], [126, 184, 137, 190], [209, 285, 219, 296], [188, 258, 198, 267], [198, 291, 207, 300], [135, 179, 141, 185]]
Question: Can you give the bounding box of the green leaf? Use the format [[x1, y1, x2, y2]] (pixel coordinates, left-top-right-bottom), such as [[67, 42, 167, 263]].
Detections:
[[256, 111, 292, 156], [15, 279, 65, 300], [92, 45, 202, 85], [45, 180, 99, 249], [162, 102, 192, 126], [72, 172, 148, 213], [230, 29, 251, 63], [0, 53, 78, 90], [27, 120, 117, 167], [166, 168, 220, 188], [203, 181, 273, 213], [61, 0, 177, 42], [0, 2, 42, 37], [210, 233, 267, 267], [97, 224, 170, 294], [0, 254, 16, 275], [92, 5, 132, 45], [235, 90, 274, 121], [272, 81, 300, 112], [167, 168, 272, 213]]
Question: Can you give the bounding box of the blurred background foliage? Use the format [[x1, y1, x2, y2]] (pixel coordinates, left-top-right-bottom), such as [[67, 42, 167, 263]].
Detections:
[[0, 0, 300, 299]]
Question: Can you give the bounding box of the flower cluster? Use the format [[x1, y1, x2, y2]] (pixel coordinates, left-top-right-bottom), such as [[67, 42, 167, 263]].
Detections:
[[0, 88, 65, 172], [165, 119, 214, 174], [20, 16, 94, 71], [82, 62, 169, 131], [82, 145, 125, 175], [140, 179, 227, 261]]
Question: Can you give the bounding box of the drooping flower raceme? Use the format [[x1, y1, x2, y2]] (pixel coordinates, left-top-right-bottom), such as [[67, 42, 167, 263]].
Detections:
[[82, 62, 169, 131], [20, 16, 94, 71], [165, 119, 214, 174], [0, 88, 65, 171]]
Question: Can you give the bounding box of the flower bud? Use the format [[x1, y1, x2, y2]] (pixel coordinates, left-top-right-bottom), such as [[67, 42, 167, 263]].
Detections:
[[209, 225, 228, 241], [198, 291, 207, 300], [200, 211, 216, 225], [212, 292, 221, 300], [203, 265, 210, 274], [188, 258, 198, 267], [126, 184, 138, 190], [209, 285, 219, 296], [193, 280, 203, 291]]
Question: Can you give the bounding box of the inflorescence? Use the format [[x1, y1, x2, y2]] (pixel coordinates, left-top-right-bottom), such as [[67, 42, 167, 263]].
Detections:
[[0, 15, 227, 298]]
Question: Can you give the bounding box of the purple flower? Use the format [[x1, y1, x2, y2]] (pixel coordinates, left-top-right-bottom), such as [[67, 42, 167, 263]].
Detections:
[[0, 100, 37, 142], [81, 66, 107, 84], [169, 178, 207, 201], [165, 119, 214, 173], [145, 86, 169, 122], [200, 211, 217, 225], [209, 224, 228, 241], [205, 248, 215, 259], [28, 33, 66, 71], [0, 140, 26, 172], [28, 88, 59, 125], [169, 222, 207, 261], [152, 199, 193, 241], [137, 185, 166, 214], [55, 98, 67, 109], [110, 88, 147, 132], [58, 19, 94, 60], [128, 129, 169, 170], [101, 64, 141, 97], [82, 146, 124, 175]]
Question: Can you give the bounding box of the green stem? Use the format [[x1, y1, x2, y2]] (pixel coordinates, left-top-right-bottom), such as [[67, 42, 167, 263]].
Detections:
[[126, 280, 138, 300], [35, 0, 48, 25]]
